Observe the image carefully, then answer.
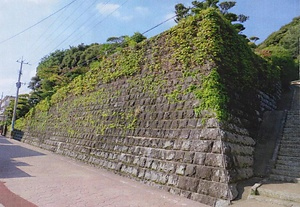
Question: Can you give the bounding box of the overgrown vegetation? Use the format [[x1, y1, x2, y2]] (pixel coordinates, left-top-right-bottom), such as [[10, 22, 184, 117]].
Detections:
[[257, 16, 300, 88], [175, 0, 249, 33], [28, 32, 147, 105], [7, 1, 299, 133]]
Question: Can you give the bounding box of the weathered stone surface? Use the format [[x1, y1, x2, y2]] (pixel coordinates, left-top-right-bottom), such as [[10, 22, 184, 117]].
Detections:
[[17, 13, 282, 206]]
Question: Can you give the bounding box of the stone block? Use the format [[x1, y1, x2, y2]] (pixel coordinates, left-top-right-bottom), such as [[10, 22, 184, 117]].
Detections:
[[211, 168, 227, 183], [193, 152, 206, 165], [212, 141, 222, 153], [181, 141, 191, 151], [139, 157, 146, 167], [208, 182, 228, 199], [137, 168, 145, 178], [157, 173, 169, 184], [150, 171, 159, 182], [176, 164, 186, 175], [166, 151, 176, 161], [160, 162, 176, 173], [169, 187, 181, 195], [178, 177, 188, 190], [151, 160, 158, 170], [189, 129, 199, 139], [196, 166, 213, 180], [190, 192, 216, 207], [187, 119, 197, 128], [183, 152, 195, 163], [174, 151, 185, 162], [167, 175, 179, 186], [179, 130, 190, 139], [185, 165, 196, 177], [180, 190, 192, 199], [197, 180, 210, 195], [178, 120, 188, 129], [205, 153, 224, 167], [144, 170, 151, 180], [145, 158, 153, 168], [163, 140, 174, 149], [191, 140, 213, 152], [200, 128, 223, 140], [150, 139, 159, 148], [171, 120, 179, 129]]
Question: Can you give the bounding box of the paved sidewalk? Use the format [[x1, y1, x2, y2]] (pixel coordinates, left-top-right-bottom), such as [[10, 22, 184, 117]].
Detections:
[[0, 136, 206, 207]]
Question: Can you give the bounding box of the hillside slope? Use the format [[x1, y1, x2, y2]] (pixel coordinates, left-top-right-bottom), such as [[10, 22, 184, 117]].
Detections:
[[257, 17, 300, 87], [259, 16, 300, 58]]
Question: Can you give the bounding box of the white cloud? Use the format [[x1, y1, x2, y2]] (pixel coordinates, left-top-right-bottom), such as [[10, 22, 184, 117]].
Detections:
[[96, 3, 120, 16], [135, 6, 149, 15], [26, 0, 54, 3], [0, 0, 57, 4], [96, 2, 132, 21]]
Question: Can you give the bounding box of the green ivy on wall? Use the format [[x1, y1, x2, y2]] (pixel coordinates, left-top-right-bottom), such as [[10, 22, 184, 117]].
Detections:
[[14, 8, 280, 134]]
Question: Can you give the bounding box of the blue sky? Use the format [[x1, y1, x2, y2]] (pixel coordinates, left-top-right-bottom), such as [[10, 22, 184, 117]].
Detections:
[[0, 0, 299, 97]]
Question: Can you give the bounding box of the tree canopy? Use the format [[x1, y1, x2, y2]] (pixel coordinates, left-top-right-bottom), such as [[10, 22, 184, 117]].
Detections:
[[174, 0, 249, 33], [257, 16, 300, 88]]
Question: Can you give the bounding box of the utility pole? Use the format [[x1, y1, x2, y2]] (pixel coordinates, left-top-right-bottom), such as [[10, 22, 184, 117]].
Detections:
[[298, 37, 300, 81], [11, 57, 29, 133]]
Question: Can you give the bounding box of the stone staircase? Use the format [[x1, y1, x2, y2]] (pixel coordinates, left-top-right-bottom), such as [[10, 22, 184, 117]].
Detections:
[[248, 182, 300, 207], [270, 108, 300, 182], [270, 82, 300, 183], [232, 83, 300, 207]]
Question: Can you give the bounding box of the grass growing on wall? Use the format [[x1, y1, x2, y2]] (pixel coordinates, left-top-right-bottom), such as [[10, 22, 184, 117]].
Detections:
[[14, 8, 280, 133]]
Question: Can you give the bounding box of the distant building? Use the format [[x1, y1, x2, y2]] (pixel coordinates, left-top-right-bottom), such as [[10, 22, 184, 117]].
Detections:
[[0, 96, 15, 135]]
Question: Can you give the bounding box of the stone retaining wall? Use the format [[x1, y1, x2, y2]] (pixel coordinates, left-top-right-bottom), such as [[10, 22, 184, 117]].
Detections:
[[14, 10, 281, 206], [21, 70, 233, 206], [18, 70, 280, 207]]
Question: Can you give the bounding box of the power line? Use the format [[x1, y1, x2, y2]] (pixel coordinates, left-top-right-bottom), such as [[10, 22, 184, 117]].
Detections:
[[21, 0, 177, 77], [74, 11, 177, 67], [30, 1, 77, 53], [38, 0, 92, 53], [51, 0, 129, 52], [142, 14, 177, 35], [0, 0, 79, 45], [29, 0, 115, 66], [60, 0, 115, 47]]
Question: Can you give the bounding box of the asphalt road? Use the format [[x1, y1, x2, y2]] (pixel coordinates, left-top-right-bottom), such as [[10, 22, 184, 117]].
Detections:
[[0, 136, 206, 207]]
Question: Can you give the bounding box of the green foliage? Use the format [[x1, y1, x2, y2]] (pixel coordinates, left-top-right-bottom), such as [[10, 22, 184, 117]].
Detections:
[[175, 0, 248, 34], [258, 17, 300, 87], [3, 94, 33, 126], [193, 69, 229, 120], [15, 6, 282, 134], [259, 17, 300, 58], [257, 46, 297, 88]]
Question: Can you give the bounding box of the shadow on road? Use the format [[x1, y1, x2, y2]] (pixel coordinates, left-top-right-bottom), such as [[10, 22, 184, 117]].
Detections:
[[0, 136, 45, 179]]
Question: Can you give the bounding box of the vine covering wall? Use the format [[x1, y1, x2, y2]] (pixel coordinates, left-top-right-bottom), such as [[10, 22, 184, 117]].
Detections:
[[14, 8, 280, 206]]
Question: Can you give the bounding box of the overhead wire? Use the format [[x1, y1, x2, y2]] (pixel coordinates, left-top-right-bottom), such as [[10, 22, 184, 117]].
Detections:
[[42, 0, 102, 53], [9, 0, 177, 76], [31, 0, 87, 54], [74, 7, 177, 68], [29, 0, 116, 66], [51, 0, 128, 52], [59, 0, 116, 47], [0, 0, 80, 45], [142, 14, 177, 35]]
